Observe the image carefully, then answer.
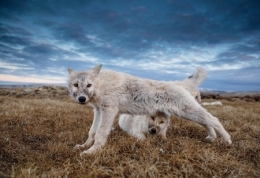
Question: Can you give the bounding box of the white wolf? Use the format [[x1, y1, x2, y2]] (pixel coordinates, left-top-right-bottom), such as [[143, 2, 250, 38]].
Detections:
[[171, 66, 207, 103], [67, 65, 232, 156], [119, 67, 207, 140], [119, 112, 170, 140], [202, 101, 223, 106]]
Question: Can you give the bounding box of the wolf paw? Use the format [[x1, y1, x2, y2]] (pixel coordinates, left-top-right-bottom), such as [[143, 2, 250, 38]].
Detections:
[[161, 134, 167, 140], [80, 145, 102, 156], [205, 135, 216, 142], [73, 144, 84, 151], [219, 138, 232, 146], [80, 151, 87, 157], [80, 149, 96, 156], [226, 139, 232, 145]]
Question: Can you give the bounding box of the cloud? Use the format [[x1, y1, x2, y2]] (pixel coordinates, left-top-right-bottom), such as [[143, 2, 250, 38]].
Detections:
[[0, 0, 260, 91], [0, 74, 66, 84], [0, 35, 33, 47]]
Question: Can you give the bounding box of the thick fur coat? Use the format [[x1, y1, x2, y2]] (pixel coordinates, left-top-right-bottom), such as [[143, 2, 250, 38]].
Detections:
[[119, 112, 170, 140], [68, 65, 232, 155], [118, 67, 206, 140]]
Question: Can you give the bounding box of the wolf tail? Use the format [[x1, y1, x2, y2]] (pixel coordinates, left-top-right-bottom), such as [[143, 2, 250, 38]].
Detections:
[[183, 67, 207, 87]]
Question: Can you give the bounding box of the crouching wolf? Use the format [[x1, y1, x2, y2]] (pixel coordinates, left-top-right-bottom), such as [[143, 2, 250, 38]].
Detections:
[[68, 65, 232, 156], [119, 112, 170, 140]]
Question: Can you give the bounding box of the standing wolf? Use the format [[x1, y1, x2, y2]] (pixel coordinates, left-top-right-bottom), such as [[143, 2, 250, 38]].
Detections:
[[68, 65, 232, 156], [119, 67, 207, 140]]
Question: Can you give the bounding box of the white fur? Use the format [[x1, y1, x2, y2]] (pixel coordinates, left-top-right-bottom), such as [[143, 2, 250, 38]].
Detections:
[[118, 67, 207, 140], [67, 65, 232, 156], [119, 112, 170, 140], [202, 101, 223, 106], [181, 67, 207, 103]]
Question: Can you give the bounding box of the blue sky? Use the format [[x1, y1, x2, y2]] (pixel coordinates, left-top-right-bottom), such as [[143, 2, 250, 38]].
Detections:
[[0, 0, 260, 91]]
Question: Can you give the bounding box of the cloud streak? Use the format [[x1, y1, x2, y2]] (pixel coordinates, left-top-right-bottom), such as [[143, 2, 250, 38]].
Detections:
[[0, 0, 260, 91]]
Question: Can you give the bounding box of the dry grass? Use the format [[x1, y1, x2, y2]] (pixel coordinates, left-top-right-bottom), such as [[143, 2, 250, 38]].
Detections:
[[0, 89, 259, 177]]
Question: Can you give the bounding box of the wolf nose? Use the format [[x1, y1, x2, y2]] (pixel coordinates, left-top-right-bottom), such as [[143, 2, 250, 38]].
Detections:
[[150, 128, 156, 134], [78, 96, 86, 103]]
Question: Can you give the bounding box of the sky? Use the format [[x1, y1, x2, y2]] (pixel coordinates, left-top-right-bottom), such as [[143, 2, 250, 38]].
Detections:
[[0, 0, 260, 91]]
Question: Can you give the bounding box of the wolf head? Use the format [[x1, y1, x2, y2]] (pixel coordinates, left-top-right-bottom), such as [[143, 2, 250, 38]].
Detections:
[[148, 112, 169, 135], [67, 64, 102, 104]]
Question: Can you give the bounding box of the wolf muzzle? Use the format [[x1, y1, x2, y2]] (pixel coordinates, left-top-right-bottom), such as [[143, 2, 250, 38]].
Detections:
[[78, 96, 86, 103], [149, 128, 157, 135]]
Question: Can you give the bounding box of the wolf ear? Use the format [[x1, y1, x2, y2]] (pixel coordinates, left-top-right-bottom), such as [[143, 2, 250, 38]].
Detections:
[[91, 64, 102, 76], [68, 68, 74, 75]]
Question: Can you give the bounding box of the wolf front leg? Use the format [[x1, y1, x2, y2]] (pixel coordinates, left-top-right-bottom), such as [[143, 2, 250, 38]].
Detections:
[[74, 108, 100, 150], [133, 132, 146, 141], [80, 106, 118, 155], [159, 130, 167, 140]]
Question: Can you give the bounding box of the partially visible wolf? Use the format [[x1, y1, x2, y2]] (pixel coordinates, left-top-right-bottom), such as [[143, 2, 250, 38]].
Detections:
[[171, 67, 206, 103], [119, 112, 170, 140], [119, 67, 207, 140], [68, 65, 232, 156]]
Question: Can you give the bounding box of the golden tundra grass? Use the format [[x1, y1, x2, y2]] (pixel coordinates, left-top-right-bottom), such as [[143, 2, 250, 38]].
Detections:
[[0, 94, 259, 177]]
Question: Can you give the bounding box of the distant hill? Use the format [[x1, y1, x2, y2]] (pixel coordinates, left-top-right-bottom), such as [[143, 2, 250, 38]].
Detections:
[[0, 84, 259, 102], [0, 83, 66, 88], [0, 85, 69, 99], [201, 90, 260, 102]]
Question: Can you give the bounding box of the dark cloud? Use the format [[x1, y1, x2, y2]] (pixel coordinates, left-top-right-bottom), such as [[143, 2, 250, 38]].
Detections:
[[53, 23, 95, 47], [232, 40, 260, 54], [23, 44, 67, 56], [204, 66, 260, 91], [0, 43, 15, 52], [0, 12, 21, 23], [5, 25, 32, 36], [0, 0, 259, 91], [18, 44, 80, 68], [0, 35, 33, 47], [0, 26, 9, 34]]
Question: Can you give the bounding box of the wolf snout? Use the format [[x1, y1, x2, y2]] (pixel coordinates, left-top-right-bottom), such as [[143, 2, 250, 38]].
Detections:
[[150, 128, 157, 135], [78, 96, 86, 103]]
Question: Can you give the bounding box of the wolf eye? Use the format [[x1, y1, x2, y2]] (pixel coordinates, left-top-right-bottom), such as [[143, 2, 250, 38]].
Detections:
[[150, 116, 155, 120], [87, 84, 92, 88], [74, 83, 78, 87]]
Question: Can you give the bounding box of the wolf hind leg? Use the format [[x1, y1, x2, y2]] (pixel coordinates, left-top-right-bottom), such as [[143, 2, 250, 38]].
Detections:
[[178, 104, 231, 144], [133, 132, 146, 141], [206, 115, 232, 144], [201, 124, 217, 142]]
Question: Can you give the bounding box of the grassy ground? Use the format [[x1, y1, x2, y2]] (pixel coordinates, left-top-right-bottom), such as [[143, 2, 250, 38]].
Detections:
[[0, 93, 259, 177]]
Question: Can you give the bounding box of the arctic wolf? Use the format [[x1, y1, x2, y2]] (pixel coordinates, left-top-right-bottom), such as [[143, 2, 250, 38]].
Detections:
[[119, 67, 206, 140], [68, 65, 232, 155], [119, 111, 170, 140], [171, 67, 207, 103], [202, 101, 223, 106]]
